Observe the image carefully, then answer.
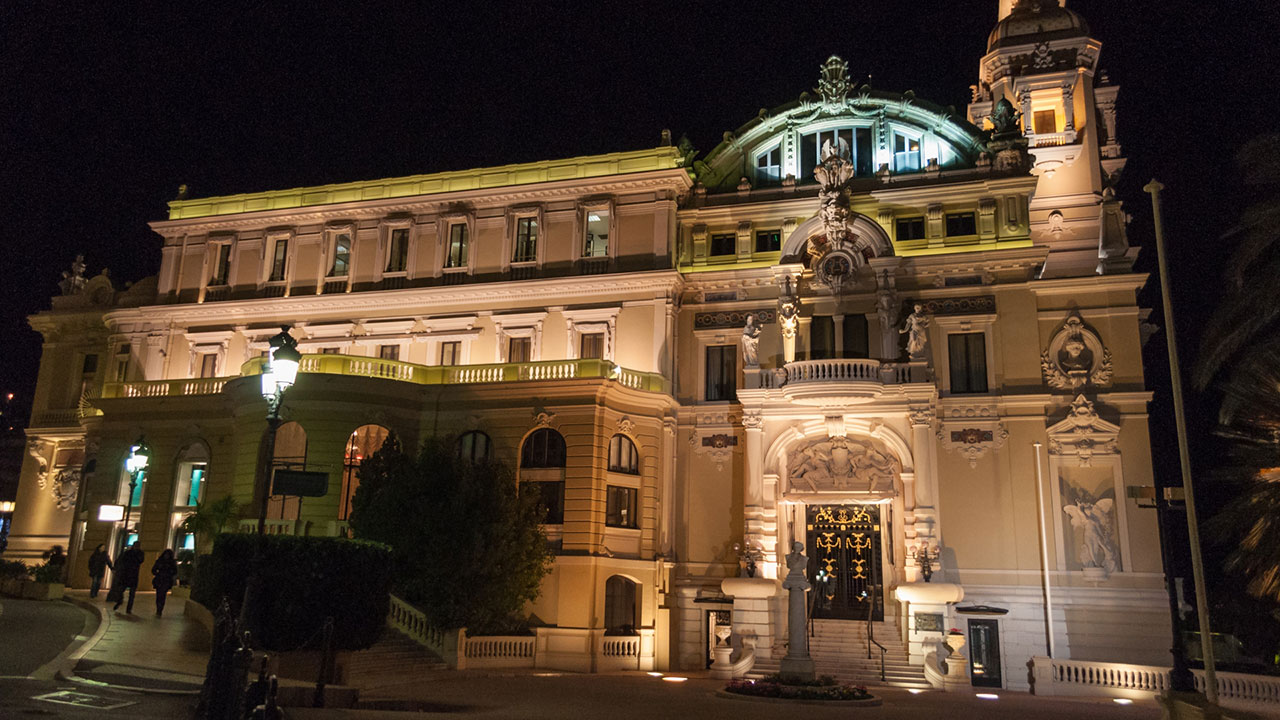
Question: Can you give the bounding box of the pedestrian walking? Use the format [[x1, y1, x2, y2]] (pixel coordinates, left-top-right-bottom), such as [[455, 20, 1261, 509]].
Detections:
[[151, 548, 178, 617], [87, 543, 112, 598], [110, 541, 145, 614]]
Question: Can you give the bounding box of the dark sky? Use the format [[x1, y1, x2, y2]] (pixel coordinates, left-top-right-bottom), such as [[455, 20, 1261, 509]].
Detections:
[[1, 0, 1276, 435]]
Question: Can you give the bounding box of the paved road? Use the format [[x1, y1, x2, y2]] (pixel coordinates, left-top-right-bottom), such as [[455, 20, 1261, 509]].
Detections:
[[0, 597, 88, 676], [0, 678, 195, 717]]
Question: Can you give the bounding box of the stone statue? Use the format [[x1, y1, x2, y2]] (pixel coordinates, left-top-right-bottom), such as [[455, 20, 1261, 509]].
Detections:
[[989, 98, 1022, 140], [58, 255, 87, 296], [740, 315, 761, 367], [1064, 498, 1119, 575], [783, 541, 810, 591], [900, 303, 930, 360], [787, 436, 899, 493]]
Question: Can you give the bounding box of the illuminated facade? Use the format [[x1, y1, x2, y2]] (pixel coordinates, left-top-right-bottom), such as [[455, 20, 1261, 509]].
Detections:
[[10, 1, 1166, 688]]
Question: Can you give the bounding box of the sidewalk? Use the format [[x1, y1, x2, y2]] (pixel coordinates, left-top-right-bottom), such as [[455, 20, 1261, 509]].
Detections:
[[64, 589, 209, 693]]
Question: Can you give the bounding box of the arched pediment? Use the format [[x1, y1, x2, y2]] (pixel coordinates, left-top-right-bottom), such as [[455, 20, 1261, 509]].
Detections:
[[697, 57, 987, 192], [780, 212, 893, 265]]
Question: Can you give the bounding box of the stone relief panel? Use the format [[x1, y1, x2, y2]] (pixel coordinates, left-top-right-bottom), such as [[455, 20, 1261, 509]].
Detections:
[[786, 436, 899, 493], [1042, 313, 1113, 391], [1059, 465, 1121, 579]]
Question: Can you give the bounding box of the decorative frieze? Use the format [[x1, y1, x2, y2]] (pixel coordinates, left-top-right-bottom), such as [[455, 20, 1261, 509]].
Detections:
[[694, 309, 776, 330]]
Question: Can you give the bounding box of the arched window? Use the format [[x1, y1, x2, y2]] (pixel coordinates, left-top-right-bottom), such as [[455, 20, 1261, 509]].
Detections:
[[608, 434, 638, 475], [604, 575, 638, 634], [267, 421, 307, 522], [341, 425, 390, 521], [171, 442, 209, 551], [521, 428, 566, 469], [456, 430, 491, 463]]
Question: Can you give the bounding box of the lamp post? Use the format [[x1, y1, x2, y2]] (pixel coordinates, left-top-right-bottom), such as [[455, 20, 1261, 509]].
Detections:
[[120, 437, 150, 555], [256, 326, 300, 535]]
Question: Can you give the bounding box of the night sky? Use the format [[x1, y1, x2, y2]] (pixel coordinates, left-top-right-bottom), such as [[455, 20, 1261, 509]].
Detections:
[[1, 1, 1276, 473]]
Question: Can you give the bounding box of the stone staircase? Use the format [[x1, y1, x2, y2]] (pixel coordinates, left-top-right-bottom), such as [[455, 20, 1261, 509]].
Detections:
[[808, 618, 929, 689], [344, 628, 449, 690]]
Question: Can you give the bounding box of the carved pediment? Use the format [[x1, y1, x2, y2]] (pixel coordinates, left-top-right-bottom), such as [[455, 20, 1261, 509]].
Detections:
[[786, 436, 899, 493], [1047, 395, 1120, 465]]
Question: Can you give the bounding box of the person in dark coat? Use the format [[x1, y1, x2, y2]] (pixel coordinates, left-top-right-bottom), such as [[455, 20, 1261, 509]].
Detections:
[[112, 541, 145, 614], [151, 549, 179, 617], [87, 544, 112, 598]]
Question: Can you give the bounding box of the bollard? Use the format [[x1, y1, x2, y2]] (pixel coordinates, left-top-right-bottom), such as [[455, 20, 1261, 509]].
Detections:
[[313, 617, 336, 708]]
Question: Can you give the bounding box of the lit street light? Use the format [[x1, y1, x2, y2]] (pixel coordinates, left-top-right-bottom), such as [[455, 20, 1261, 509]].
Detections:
[[120, 436, 150, 554], [256, 326, 300, 535]]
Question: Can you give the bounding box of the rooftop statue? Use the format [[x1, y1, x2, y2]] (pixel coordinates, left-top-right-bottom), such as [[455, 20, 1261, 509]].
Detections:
[[58, 255, 87, 296]]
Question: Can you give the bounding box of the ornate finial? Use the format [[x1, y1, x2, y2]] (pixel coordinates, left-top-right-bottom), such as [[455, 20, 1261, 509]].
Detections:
[[816, 56, 851, 105]]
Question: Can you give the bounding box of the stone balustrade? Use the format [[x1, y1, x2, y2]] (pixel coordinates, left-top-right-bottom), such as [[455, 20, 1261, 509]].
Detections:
[[1031, 656, 1280, 711]]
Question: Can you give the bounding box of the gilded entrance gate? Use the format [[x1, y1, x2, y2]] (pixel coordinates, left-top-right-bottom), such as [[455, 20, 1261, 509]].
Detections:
[[806, 504, 883, 620]]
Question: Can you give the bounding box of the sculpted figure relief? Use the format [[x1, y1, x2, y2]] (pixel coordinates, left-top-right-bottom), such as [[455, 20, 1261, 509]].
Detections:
[[787, 436, 899, 493], [1063, 497, 1119, 575], [741, 315, 761, 367], [900, 304, 931, 360]]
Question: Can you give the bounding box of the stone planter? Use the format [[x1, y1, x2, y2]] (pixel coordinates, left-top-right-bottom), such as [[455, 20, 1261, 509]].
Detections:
[[0, 577, 26, 597], [22, 581, 65, 601]]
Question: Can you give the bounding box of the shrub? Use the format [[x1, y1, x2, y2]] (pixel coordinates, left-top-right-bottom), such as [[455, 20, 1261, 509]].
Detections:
[[31, 561, 64, 584], [0, 560, 30, 580], [175, 549, 196, 586], [193, 533, 392, 652]]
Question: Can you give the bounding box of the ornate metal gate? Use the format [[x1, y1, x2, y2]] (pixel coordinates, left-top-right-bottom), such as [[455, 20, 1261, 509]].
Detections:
[[806, 504, 883, 620]]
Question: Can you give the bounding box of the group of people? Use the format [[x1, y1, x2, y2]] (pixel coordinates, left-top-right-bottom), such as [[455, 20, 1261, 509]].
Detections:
[[86, 542, 179, 617]]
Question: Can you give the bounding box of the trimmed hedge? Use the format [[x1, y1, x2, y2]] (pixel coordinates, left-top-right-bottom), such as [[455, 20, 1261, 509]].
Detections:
[[193, 533, 392, 652]]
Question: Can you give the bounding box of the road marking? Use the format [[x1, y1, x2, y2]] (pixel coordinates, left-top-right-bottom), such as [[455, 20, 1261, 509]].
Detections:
[[32, 689, 137, 710]]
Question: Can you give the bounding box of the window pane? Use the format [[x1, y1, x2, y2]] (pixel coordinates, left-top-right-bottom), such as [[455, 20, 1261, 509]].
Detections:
[[330, 234, 351, 276], [584, 210, 609, 257], [447, 224, 469, 268], [710, 234, 736, 257], [855, 127, 873, 175], [843, 315, 869, 359], [187, 464, 205, 506], [387, 228, 408, 273], [948, 332, 988, 394], [270, 239, 288, 281], [755, 230, 781, 253], [212, 244, 231, 284], [514, 217, 538, 263], [1033, 109, 1056, 134], [440, 341, 460, 365], [896, 217, 926, 241], [378, 345, 400, 361], [810, 316, 835, 360], [200, 354, 218, 378], [580, 332, 604, 359], [509, 337, 531, 363], [532, 481, 564, 524], [705, 345, 736, 402], [945, 213, 977, 237], [606, 485, 638, 528]]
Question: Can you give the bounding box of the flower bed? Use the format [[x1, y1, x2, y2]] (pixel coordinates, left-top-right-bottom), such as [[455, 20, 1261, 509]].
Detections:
[[724, 675, 874, 702]]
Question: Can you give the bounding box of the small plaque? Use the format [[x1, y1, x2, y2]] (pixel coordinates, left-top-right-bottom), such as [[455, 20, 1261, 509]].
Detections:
[[915, 612, 944, 633], [271, 469, 329, 497]]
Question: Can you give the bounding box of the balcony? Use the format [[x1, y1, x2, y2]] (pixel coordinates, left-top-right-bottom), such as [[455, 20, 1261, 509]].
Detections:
[[98, 355, 670, 400], [748, 358, 930, 406]]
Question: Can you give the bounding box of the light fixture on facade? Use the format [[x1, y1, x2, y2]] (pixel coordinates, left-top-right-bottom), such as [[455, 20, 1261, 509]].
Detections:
[[0, 501, 14, 514], [125, 439, 151, 474], [98, 504, 124, 522]]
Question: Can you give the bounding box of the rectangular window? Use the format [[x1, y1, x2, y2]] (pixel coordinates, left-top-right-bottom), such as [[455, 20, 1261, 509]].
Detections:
[[705, 345, 736, 402], [199, 354, 218, 378], [756, 146, 781, 185], [513, 217, 538, 263], [1033, 109, 1057, 135], [579, 332, 604, 360], [508, 337, 532, 364], [584, 209, 609, 257], [386, 228, 409, 273], [709, 233, 736, 257], [754, 230, 781, 253], [810, 316, 835, 360], [211, 244, 231, 285], [82, 354, 98, 374], [446, 223, 469, 268], [605, 485, 638, 528], [328, 233, 351, 277], [114, 357, 128, 382], [269, 238, 288, 281], [948, 332, 989, 394], [320, 347, 340, 355], [893, 133, 922, 172], [439, 341, 461, 366], [843, 315, 869, 359], [945, 212, 977, 237], [378, 344, 400, 361], [531, 481, 565, 524], [896, 217, 927, 241], [801, 127, 874, 178]]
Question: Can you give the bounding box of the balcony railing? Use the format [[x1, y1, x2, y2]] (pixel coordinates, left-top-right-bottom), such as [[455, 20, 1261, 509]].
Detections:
[[99, 377, 229, 399], [1028, 130, 1078, 148], [745, 358, 929, 394]]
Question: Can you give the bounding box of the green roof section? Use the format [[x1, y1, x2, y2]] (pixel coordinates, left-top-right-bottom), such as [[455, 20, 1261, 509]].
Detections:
[[166, 146, 687, 220]]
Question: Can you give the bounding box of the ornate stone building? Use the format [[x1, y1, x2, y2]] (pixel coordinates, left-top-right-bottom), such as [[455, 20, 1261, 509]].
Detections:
[[9, 0, 1164, 689]]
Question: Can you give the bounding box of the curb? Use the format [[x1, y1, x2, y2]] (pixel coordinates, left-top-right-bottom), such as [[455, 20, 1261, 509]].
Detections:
[[57, 594, 203, 696], [26, 595, 106, 681]]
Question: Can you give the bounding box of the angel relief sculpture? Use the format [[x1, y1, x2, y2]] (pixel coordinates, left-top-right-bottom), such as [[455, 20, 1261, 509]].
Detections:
[[1061, 481, 1120, 577], [787, 437, 899, 493]]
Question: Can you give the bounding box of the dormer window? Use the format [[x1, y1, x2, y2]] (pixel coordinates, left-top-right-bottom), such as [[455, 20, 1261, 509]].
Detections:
[[446, 223, 469, 268], [328, 233, 352, 277], [584, 209, 609, 257], [755, 146, 781, 185], [513, 217, 538, 263]]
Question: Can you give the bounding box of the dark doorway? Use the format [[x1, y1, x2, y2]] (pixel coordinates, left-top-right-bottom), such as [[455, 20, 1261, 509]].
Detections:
[[968, 619, 1003, 688], [806, 504, 883, 620]]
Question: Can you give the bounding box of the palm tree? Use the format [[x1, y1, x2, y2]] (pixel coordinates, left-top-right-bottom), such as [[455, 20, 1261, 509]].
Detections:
[[178, 496, 240, 556]]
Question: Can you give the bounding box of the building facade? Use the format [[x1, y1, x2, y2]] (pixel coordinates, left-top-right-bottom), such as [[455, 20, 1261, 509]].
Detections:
[[9, 0, 1167, 689]]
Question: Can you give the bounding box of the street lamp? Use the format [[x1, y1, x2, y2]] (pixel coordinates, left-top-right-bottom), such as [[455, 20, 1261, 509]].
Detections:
[[256, 326, 301, 535], [120, 436, 150, 554]]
